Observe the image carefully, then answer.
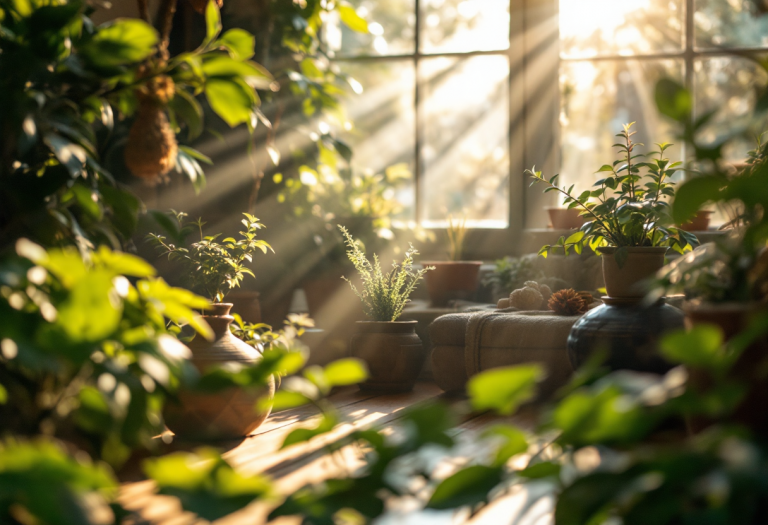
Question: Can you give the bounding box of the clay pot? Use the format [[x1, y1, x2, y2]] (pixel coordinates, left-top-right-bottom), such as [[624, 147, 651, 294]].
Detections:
[[226, 290, 262, 324], [546, 207, 586, 230], [598, 246, 667, 300], [164, 303, 275, 440], [567, 298, 684, 374], [679, 210, 713, 232], [349, 320, 425, 392], [422, 261, 483, 307]]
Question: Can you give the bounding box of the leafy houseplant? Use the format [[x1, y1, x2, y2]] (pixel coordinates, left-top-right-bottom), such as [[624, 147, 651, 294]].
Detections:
[[340, 225, 433, 392], [423, 214, 484, 307], [483, 255, 546, 300], [147, 211, 276, 438], [529, 122, 698, 299], [147, 211, 272, 303]]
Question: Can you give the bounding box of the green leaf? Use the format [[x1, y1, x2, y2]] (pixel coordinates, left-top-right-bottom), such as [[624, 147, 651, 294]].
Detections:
[[323, 358, 368, 387], [80, 18, 158, 67], [263, 390, 312, 412], [217, 28, 255, 60], [427, 465, 503, 510], [202, 56, 273, 89], [300, 57, 324, 80], [467, 365, 543, 415], [205, 79, 253, 126], [169, 90, 204, 140], [281, 413, 337, 449], [43, 133, 87, 177], [94, 246, 155, 277], [482, 425, 528, 466], [672, 175, 725, 225], [338, 4, 368, 33], [655, 78, 692, 122], [56, 269, 123, 343], [70, 184, 102, 221], [596, 164, 614, 172], [0, 383, 6, 404], [144, 448, 271, 522], [660, 325, 729, 370], [204, 0, 222, 43], [565, 231, 584, 245]]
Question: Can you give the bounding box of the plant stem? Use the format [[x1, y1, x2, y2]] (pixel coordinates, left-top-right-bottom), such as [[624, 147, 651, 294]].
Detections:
[[157, 0, 179, 61], [137, 0, 150, 22]]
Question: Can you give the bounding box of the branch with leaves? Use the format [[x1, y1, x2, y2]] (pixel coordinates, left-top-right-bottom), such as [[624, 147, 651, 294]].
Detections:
[[527, 123, 698, 264]]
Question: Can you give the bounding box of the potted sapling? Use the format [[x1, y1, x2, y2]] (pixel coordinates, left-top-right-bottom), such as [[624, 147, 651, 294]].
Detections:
[[339, 225, 434, 392], [147, 211, 275, 438]]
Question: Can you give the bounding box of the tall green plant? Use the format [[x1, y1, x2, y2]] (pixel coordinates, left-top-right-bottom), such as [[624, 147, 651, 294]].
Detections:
[[528, 123, 697, 266], [339, 225, 432, 322], [147, 211, 273, 302]]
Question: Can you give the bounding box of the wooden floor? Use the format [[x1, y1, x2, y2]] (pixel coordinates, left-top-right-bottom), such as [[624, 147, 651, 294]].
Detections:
[[120, 382, 553, 525]]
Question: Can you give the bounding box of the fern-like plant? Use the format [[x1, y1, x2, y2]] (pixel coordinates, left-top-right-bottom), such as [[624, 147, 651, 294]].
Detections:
[[339, 225, 433, 321]]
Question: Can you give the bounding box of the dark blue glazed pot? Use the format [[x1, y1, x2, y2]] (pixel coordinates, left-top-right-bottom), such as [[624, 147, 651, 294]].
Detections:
[[567, 299, 685, 374]]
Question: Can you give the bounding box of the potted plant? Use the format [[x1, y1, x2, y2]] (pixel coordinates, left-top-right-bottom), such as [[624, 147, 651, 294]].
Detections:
[[422, 215, 484, 307], [528, 123, 698, 300], [546, 205, 587, 230], [339, 225, 434, 392], [678, 209, 714, 232], [147, 211, 276, 438]]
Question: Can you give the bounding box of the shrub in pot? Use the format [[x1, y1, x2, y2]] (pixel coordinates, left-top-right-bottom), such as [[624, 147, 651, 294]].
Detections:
[[423, 215, 483, 306], [529, 123, 698, 300], [339, 225, 434, 392], [148, 212, 276, 438]]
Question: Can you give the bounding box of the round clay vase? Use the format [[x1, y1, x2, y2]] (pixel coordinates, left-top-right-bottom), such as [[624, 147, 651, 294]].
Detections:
[[567, 298, 685, 374], [546, 207, 586, 230], [422, 261, 483, 307], [679, 210, 713, 232], [598, 246, 667, 299], [349, 320, 425, 392], [164, 303, 275, 440]]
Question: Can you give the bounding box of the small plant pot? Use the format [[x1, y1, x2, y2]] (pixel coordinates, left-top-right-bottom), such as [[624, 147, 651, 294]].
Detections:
[[164, 303, 275, 440], [422, 261, 483, 307], [679, 210, 713, 232], [598, 247, 667, 300], [546, 207, 586, 230], [349, 320, 425, 392]]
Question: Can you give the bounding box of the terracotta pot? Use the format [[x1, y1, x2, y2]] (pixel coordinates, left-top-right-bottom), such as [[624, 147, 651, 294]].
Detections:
[[598, 247, 667, 299], [164, 303, 275, 440], [684, 302, 768, 437], [422, 261, 483, 307], [226, 290, 262, 324], [546, 207, 586, 230], [349, 320, 425, 392], [679, 210, 713, 232]]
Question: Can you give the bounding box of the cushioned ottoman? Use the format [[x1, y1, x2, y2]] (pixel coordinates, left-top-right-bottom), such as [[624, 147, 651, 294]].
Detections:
[[429, 310, 579, 398]]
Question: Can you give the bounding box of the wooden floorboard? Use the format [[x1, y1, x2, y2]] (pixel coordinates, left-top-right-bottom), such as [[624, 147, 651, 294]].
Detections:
[[119, 383, 553, 525]]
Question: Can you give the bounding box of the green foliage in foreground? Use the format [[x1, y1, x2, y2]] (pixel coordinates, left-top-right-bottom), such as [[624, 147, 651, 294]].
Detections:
[[339, 225, 433, 322], [529, 123, 697, 265]]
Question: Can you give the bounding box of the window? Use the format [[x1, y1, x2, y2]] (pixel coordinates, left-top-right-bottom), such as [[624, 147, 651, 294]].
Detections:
[[560, 0, 768, 204], [327, 0, 768, 244], [328, 0, 513, 229]]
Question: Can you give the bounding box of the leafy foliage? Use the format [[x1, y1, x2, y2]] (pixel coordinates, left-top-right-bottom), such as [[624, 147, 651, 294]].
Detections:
[[0, 0, 272, 253], [147, 211, 272, 302], [339, 225, 432, 321], [528, 123, 697, 261], [446, 214, 468, 261], [483, 255, 545, 297]]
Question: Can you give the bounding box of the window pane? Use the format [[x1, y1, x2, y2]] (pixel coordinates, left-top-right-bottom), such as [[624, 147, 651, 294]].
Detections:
[[337, 60, 416, 221], [560, 0, 683, 58], [694, 56, 768, 161], [420, 0, 509, 54], [329, 0, 415, 56], [560, 59, 684, 196], [422, 55, 509, 227], [695, 0, 768, 49]]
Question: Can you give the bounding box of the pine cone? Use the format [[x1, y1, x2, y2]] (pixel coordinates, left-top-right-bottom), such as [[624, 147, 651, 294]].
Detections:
[[509, 286, 544, 311], [548, 288, 588, 316], [125, 77, 177, 181]]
